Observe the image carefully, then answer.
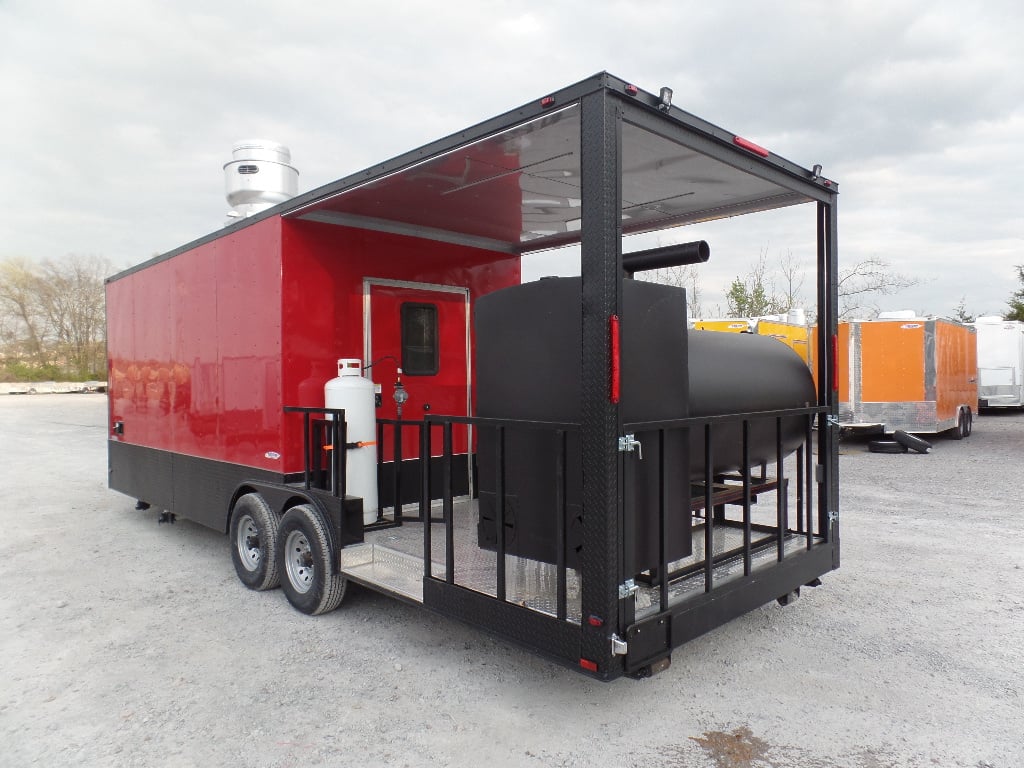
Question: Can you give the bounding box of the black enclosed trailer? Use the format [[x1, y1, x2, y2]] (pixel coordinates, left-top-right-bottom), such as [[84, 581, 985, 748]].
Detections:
[[107, 72, 840, 680]]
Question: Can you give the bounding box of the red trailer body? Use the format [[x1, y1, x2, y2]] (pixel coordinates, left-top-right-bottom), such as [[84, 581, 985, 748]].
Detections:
[[107, 216, 519, 531]]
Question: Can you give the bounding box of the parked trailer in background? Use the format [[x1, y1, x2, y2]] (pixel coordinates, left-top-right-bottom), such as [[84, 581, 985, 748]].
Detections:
[[971, 316, 1024, 409], [106, 73, 841, 680], [836, 315, 977, 438], [692, 313, 812, 366]]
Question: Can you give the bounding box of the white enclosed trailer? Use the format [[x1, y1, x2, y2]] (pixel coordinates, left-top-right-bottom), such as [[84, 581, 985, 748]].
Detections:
[[972, 316, 1024, 408]]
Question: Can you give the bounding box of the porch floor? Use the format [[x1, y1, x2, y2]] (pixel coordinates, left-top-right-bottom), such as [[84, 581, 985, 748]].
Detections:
[[339, 499, 824, 622]]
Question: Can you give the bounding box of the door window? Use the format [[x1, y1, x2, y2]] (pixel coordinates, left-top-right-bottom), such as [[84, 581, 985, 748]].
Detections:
[[400, 302, 439, 376]]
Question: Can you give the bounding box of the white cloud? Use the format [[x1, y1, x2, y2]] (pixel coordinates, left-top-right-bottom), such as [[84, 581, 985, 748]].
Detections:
[[1, 0, 1022, 315]]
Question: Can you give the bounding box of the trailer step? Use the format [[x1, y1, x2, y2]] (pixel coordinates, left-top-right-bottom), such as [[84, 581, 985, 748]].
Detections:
[[340, 544, 427, 603]]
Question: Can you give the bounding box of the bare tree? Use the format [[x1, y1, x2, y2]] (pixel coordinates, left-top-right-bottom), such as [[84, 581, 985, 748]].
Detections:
[[0, 255, 110, 380], [36, 255, 109, 376], [837, 256, 921, 319], [723, 249, 920, 321], [776, 250, 807, 313], [0, 258, 48, 366]]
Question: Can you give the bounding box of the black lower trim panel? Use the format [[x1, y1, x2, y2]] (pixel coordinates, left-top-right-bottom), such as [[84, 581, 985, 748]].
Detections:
[[423, 579, 582, 671], [625, 543, 836, 674], [108, 440, 283, 532]]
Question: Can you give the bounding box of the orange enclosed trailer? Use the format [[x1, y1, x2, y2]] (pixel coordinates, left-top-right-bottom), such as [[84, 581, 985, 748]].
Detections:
[[836, 316, 977, 437]]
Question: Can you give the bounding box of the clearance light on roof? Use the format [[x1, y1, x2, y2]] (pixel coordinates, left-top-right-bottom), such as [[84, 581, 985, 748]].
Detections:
[[658, 87, 673, 111], [624, 84, 638, 96], [733, 135, 770, 157], [540, 95, 556, 108]]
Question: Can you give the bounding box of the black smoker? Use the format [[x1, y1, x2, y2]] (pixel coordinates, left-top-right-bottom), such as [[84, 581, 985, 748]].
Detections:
[[475, 276, 815, 575]]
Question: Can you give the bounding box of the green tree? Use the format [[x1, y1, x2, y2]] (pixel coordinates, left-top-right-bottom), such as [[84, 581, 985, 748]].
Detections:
[[726, 251, 785, 317], [1007, 265, 1024, 322], [952, 296, 975, 324]]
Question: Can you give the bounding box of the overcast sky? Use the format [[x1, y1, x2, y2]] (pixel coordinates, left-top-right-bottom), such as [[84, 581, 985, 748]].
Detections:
[[2, 0, 1022, 318]]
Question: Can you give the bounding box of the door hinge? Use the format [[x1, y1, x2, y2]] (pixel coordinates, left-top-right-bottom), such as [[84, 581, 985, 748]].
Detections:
[[618, 433, 642, 459], [611, 633, 628, 656], [618, 578, 638, 599]]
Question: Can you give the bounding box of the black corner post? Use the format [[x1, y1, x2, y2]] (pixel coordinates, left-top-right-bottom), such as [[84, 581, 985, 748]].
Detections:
[[817, 197, 840, 569], [579, 85, 624, 676]]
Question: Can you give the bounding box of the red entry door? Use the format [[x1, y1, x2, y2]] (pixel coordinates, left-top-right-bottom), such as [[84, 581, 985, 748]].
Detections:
[[364, 280, 471, 462]]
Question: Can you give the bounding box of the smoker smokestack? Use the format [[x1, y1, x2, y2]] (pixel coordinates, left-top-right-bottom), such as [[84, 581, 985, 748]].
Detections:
[[622, 240, 710, 276], [223, 139, 299, 223]]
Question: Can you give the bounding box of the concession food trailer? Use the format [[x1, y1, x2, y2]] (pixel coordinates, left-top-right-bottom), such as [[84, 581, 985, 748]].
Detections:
[[106, 73, 841, 679]]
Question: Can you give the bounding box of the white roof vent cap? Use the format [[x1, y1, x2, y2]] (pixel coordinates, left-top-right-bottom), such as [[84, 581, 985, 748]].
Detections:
[[224, 139, 299, 223]]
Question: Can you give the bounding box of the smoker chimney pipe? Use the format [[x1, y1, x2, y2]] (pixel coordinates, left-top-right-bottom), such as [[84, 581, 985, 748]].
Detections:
[[623, 240, 710, 277]]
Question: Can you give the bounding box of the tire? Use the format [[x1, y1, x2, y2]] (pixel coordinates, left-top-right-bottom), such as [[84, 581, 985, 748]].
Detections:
[[868, 439, 907, 454], [278, 504, 346, 615], [230, 493, 281, 591], [948, 408, 966, 440], [892, 430, 931, 454], [964, 408, 973, 437]]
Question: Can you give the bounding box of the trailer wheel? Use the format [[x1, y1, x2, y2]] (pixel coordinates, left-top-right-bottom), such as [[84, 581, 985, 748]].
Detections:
[[278, 504, 346, 615], [964, 408, 973, 437], [230, 493, 281, 591], [892, 430, 931, 454], [948, 408, 966, 440]]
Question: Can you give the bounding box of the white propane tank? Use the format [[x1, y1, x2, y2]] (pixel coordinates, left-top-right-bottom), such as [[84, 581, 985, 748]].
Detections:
[[324, 359, 378, 524]]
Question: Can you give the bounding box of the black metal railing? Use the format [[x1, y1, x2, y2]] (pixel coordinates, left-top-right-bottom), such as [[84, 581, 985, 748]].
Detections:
[[625, 404, 830, 611], [420, 414, 579, 619], [283, 406, 348, 497], [386, 404, 832, 620], [306, 403, 833, 624]]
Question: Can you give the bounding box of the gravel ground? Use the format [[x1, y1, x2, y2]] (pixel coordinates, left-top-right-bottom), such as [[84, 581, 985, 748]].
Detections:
[[1, 394, 1021, 768]]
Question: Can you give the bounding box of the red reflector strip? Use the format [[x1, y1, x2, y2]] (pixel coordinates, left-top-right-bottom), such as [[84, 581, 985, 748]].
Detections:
[[609, 314, 621, 404], [733, 135, 770, 157], [830, 333, 839, 392], [541, 96, 556, 108], [580, 658, 598, 672]]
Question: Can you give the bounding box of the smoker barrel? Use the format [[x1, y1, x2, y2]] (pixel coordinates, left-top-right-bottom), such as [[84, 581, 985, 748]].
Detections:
[[685, 329, 816, 475]]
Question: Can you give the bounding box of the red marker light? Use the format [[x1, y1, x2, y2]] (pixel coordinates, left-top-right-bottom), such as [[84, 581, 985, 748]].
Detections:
[[609, 314, 621, 404], [733, 136, 770, 157], [580, 658, 599, 672], [624, 84, 638, 96], [541, 96, 556, 108], [587, 615, 604, 627]]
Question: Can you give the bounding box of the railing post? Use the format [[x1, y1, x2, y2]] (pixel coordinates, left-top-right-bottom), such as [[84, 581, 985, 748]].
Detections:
[[776, 416, 786, 561], [704, 423, 714, 593], [554, 428, 567, 621], [742, 419, 752, 576], [421, 421, 431, 578], [443, 421, 454, 584]]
